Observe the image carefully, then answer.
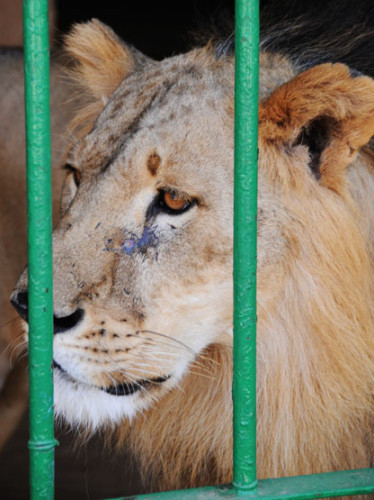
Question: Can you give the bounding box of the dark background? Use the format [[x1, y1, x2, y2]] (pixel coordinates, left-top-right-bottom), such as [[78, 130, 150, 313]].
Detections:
[[54, 0, 374, 60], [54, 0, 236, 59]]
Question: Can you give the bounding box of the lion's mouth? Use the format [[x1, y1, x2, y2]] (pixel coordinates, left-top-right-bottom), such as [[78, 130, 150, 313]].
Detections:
[[53, 360, 170, 396], [104, 375, 170, 396]]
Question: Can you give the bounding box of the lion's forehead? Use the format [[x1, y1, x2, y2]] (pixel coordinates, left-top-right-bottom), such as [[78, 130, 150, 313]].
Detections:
[[71, 57, 232, 174]]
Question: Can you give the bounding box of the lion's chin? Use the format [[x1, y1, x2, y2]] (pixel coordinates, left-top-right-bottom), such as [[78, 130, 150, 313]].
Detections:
[[53, 358, 191, 430], [53, 369, 153, 430]]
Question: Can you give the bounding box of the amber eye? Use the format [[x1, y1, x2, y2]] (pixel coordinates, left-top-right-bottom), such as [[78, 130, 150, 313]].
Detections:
[[147, 189, 197, 218], [163, 191, 189, 211]]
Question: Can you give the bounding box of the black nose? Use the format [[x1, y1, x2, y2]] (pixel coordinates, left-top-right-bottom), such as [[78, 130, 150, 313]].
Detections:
[[10, 291, 28, 321], [10, 291, 84, 334], [53, 308, 84, 334]]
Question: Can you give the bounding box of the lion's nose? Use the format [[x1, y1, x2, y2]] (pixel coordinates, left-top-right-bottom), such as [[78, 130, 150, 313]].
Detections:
[[10, 290, 84, 334], [53, 308, 84, 334], [10, 290, 28, 321]]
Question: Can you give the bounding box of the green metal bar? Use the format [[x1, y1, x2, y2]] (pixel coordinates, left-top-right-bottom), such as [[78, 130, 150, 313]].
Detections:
[[233, 0, 260, 493], [23, 1, 55, 499], [117, 468, 374, 500]]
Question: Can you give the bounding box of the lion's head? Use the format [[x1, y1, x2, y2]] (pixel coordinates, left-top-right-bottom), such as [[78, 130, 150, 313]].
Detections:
[[11, 19, 374, 489]]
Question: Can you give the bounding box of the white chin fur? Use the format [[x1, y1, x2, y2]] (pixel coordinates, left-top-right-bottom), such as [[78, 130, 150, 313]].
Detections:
[[53, 370, 151, 430]]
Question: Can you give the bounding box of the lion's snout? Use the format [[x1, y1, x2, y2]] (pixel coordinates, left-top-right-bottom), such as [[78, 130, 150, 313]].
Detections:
[[10, 290, 28, 322], [10, 289, 85, 334], [53, 308, 85, 334]]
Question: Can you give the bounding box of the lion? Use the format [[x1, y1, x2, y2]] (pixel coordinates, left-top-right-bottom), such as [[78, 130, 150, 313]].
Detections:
[[10, 19, 374, 493]]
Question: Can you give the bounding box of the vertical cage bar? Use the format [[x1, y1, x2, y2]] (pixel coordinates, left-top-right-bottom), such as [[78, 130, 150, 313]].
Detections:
[[23, 0, 55, 498], [233, 0, 260, 493]]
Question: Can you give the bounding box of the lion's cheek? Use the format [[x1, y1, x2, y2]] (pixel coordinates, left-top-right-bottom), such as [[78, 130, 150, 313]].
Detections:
[[148, 273, 233, 351]]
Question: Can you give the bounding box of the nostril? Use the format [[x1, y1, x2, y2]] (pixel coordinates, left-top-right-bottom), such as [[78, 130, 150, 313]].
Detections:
[[54, 308, 84, 334], [11, 291, 84, 334], [10, 291, 28, 321]]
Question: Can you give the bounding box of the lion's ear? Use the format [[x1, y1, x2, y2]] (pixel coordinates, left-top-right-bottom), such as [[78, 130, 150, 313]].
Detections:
[[64, 19, 150, 103], [259, 63, 374, 191]]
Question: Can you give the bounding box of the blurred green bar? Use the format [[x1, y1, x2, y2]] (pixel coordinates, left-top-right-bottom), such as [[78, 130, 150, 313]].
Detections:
[[23, 0, 55, 498], [233, 0, 260, 493], [116, 468, 374, 499]]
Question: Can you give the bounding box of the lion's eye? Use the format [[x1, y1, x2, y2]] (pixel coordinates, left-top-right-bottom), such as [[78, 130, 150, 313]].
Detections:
[[146, 189, 197, 219], [162, 191, 189, 211], [63, 164, 81, 187], [60, 164, 81, 215]]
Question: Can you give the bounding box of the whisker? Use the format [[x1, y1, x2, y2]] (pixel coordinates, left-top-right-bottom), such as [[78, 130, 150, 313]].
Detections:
[[138, 337, 189, 353], [10, 341, 28, 361], [138, 346, 214, 375], [119, 363, 167, 378], [139, 330, 198, 355], [108, 360, 159, 375], [16, 351, 29, 365], [0, 316, 20, 331], [115, 367, 164, 381], [104, 373, 121, 394], [138, 343, 216, 377], [196, 352, 219, 365], [187, 364, 215, 378], [104, 351, 162, 384], [189, 358, 218, 375], [131, 353, 215, 380], [137, 346, 185, 359], [0, 331, 27, 361], [107, 364, 188, 396]]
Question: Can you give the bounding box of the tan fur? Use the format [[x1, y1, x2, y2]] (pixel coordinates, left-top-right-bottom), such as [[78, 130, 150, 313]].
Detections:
[[11, 20, 374, 494], [64, 19, 151, 136], [259, 63, 374, 192]]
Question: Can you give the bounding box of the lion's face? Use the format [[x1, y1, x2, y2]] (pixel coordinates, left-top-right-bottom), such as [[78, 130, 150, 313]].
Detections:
[[16, 48, 242, 427], [12, 21, 374, 431]]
